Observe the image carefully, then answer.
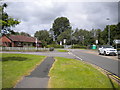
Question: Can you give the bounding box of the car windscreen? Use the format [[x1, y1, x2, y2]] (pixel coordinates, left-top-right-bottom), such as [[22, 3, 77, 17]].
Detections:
[[102, 45, 113, 48]]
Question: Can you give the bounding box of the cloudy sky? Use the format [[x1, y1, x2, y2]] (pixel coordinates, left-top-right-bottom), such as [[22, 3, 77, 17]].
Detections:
[[3, 0, 119, 36]]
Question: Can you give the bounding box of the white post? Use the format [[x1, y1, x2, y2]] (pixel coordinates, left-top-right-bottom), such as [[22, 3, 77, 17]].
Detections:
[[35, 38, 38, 50], [63, 39, 66, 48]]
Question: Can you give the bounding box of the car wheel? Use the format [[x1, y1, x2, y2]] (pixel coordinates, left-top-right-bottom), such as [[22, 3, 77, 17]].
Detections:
[[98, 51, 101, 55], [104, 51, 107, 56], [114, 54, 117, 56]]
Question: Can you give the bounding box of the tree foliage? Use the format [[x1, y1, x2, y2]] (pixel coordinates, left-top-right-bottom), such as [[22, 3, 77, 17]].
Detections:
[[51, 17, 71, 38], [0, 3, 20, 34], [8, 30, 31, 37], [71, 23, 120, 46], [34, 30, 52, 46], [57, 29, 72, 45]]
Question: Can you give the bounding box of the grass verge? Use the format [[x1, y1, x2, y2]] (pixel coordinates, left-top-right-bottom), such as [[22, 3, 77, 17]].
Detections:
[[49, 57, 119, 88], [57, 49, 68, 52], [1, 53, 45, 88]]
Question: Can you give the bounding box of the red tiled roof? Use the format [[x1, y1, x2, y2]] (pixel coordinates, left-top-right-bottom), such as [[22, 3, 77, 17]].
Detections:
[[8, 35, 41, 43]]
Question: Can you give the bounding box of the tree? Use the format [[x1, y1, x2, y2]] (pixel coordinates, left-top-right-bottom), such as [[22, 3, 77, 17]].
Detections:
[[73, 29, 92, 45], [51, 17, 71, 38], [57, 29, 72, 45], [20, 32, 31, 37], [101, 24, 119, 45], [9, 30, 31, 37], [34, 30, 52, 46], [0, 3, 20, 34]]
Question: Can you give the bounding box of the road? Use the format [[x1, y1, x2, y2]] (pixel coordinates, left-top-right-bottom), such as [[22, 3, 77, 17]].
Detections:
[[68, 49, 119, 77], [2, 49, 120, 77]]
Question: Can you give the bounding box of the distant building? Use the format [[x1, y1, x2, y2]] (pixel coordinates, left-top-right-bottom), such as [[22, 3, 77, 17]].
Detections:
[[0, 34, 42, 47]]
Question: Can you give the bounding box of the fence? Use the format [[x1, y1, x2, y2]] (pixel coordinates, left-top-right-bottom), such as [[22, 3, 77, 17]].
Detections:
[[0, 47, 49, 51]]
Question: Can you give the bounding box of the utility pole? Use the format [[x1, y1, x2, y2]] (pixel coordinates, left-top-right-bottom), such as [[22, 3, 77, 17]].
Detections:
[[106, 18, 110, 45]]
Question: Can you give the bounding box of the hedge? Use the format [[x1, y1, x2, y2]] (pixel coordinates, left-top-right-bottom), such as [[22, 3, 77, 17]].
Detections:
[[71, 45, 87, 49], [47, 44, 64, 48]]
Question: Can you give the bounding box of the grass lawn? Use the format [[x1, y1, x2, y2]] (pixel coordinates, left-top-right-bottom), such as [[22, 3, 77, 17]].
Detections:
[[49, 57, 119, 88], [1, 53, 45, 88], [57, 49, 68, 52], [0, 56, 2, 90]]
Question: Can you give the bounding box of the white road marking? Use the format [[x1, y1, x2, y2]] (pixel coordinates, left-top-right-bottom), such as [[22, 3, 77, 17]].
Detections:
[[68, 51, 83, 61]]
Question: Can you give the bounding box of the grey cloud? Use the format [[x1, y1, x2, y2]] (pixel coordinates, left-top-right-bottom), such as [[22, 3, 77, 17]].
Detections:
[[5, 1, 118, 35]]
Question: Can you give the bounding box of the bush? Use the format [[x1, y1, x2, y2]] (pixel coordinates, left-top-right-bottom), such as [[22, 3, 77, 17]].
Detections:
[[47, 44, 64, 48], [71, 45, 87, 49]]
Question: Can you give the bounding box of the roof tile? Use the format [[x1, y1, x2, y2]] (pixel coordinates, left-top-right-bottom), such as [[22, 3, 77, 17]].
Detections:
[[8, 35, 41, 43]]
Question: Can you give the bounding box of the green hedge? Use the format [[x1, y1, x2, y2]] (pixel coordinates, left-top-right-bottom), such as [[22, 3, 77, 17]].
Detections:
[[117, 48, 120, 51], [47, 44, 64, 48], [71, 45, 87, 49]]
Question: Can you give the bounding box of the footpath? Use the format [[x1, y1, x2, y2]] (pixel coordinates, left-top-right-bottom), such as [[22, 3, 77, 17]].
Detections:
[[15, 57, 55, 88]]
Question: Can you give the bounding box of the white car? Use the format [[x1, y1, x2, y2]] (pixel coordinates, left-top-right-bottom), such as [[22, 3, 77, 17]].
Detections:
[[98, 45, 117, 56]]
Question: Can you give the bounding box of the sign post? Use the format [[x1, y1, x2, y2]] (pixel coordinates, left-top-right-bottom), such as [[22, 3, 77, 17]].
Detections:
[[113, 40, 120, 49], [96, 40, 98, 45], [63, 39, 66, 48], [35, 38, 38, 50]]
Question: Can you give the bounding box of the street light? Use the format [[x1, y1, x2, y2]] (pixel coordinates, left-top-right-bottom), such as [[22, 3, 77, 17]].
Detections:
[[106, 18, 110, 45]]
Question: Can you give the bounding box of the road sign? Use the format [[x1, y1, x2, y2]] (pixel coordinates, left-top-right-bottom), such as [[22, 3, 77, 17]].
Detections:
[[60, 41, 62, 45], [113, 40, 120, 44], [64, 39, 66, 44], [96, 40, 98, 44]]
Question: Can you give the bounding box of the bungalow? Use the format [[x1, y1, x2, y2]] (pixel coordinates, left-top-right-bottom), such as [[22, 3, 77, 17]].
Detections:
[[0, 34, 42, 47]]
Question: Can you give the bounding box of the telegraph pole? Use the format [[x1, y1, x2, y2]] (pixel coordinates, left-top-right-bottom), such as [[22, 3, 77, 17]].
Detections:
[[106, 18, 110, 45]]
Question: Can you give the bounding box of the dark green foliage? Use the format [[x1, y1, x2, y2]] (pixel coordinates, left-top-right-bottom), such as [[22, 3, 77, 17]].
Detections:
[[100, 24, 120, 45], [10, 31, 31, 37], [52, 17, 71, 38], [57, 29, 72, 45], [47, 44, 64, 48], [34, 30, 52, 47], [71, 45, 87, 49], [0, 3, 20, 34]]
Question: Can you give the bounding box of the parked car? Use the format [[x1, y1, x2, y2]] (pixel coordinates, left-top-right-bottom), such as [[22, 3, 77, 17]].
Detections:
[[98, 45, 117, 56]]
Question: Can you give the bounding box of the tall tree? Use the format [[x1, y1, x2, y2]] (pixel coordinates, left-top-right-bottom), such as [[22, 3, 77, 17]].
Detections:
[[34, 30, 52, 46], [0, 3, 20, 34], [20, 32, 31, 37], [51, 17, 71, 38], [57, 29, 72, 45]]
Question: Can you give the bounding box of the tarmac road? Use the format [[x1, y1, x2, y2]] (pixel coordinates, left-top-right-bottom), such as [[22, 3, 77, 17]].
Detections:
[[68, 49, 120, 77]]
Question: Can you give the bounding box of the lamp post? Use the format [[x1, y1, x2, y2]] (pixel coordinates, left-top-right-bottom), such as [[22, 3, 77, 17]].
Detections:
[[106, 18, 110, 45]]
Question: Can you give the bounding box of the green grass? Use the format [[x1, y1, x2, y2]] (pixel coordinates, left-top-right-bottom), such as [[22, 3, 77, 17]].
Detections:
[[57, 49, 68, 52], [0, 55, 2, 90], [49, 57, 119, 88], [1, 53, 45, 88]]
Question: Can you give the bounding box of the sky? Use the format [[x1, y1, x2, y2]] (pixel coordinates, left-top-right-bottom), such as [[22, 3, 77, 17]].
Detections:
[[2, 0, 119, 36]]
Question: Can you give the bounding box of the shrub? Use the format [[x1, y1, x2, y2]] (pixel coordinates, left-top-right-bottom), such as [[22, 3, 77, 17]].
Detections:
[[71, 45, 87, 49], [47, 44, 64, 48]]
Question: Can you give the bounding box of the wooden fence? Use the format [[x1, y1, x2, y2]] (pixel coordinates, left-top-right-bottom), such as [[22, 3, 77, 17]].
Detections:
[[0, 47, 49, 51]]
